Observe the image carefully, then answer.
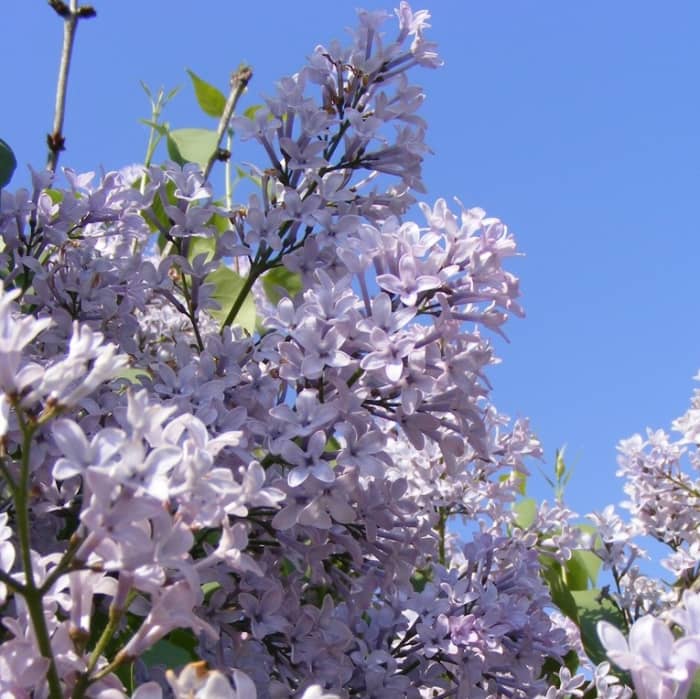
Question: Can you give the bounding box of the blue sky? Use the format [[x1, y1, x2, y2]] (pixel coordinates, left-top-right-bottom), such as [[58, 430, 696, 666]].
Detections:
[[4, 1, 700, 519]]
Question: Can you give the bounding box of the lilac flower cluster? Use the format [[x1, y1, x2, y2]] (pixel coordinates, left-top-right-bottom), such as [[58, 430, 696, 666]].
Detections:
[[7, 2, 692, 697]]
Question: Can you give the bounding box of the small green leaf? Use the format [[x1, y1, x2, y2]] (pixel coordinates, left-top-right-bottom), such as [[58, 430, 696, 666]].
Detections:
[[262, 266, 302, 303], [206, 265, 257, 333], [0, 138, 17, 189], [187, 69, 227, 118], [139, 119, 170, 137], [167, 128, 218, 169], [512, 497, 537, 529], [140, 80, 153, 99]]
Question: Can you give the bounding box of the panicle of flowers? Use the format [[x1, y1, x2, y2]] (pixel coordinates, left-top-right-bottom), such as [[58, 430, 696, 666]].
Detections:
[[0, 3, 593, 698]]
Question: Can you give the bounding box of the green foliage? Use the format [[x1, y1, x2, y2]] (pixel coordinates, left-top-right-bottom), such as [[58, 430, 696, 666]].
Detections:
[[563, 526, 602, 591], [571, 589, 626, 666], [411, 566, 433, 593], [187, 69, 227, 118], [114, 366, 151, 385], [262, 266, 303, 303], [0, 138, 17, 189], [499, 469, 527, 496], [541, 649, 580, 687], [205, 265, 257, 333], [141, 629, 198, 670], [688, 670, 700, 699], [514, 465, 618, 679], [188, 235, 217, 264], [167, 128, 218, 169], [541, 557, 580, 625]]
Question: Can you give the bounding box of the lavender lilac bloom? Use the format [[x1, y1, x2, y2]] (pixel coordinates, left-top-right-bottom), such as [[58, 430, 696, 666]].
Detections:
[[1, 2, 698, 697]]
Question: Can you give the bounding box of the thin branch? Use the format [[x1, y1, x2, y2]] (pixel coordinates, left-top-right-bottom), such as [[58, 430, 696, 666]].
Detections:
[[46, 0, 96, 172], [203, 65, 253, 182], [0, 568, 25, 596]]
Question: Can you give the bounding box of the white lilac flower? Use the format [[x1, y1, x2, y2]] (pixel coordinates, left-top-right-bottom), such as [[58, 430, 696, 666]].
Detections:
[[37, 322, 129, 407], [0, 287, 52, 394], [165, 662, 252, 699]]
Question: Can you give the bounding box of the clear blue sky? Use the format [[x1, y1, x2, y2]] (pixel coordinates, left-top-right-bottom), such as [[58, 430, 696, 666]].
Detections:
[[4, 1, 700, 517]]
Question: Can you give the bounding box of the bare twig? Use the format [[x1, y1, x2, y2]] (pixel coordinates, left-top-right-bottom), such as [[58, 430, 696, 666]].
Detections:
[[203, 64, 252, 182], [46, 0, 96, 172]]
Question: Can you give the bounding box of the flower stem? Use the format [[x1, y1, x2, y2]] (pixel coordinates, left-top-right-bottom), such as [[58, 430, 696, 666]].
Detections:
[[437, 507, 447, 566], [15, 413, 63, 699], [72, 589, 136, 699]]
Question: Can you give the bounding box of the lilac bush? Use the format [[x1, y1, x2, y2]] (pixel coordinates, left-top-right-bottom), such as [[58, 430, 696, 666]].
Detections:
[[1, 2, 700, 698]]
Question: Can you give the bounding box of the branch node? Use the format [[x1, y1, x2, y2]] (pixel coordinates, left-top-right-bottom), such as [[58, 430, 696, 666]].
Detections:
[[47, 132, 66, 154]]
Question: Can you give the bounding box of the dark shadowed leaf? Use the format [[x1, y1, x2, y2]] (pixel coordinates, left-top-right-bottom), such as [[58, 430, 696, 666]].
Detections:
[[0, 138, 17, 189], [571, 589, 626, 667]]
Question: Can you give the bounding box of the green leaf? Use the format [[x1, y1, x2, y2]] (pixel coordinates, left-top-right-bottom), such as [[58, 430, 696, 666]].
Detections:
[[205, 265, 257, 333], [0, 138, 17, 189], [512, 497, 537, 529], [566, 524, 602, 590], [571, 589, 626, 667], [564, 541, 602, 595], [167, 128, 218, 169], [262, 266, 303, 304], [563, 549, 600, 591], [187, 69, 227, 118]]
